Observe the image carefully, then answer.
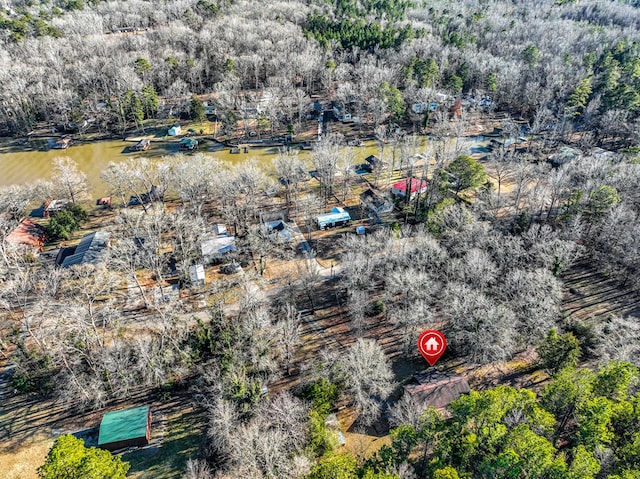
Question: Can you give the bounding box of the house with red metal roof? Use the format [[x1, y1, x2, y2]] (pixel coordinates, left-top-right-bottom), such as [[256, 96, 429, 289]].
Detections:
[[391, 177, 427, 199], [4, 218, 45, 253]]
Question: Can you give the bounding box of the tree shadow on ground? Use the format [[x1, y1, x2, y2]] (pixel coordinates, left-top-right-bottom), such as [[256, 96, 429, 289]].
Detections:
[[122, 400, 206, 479]]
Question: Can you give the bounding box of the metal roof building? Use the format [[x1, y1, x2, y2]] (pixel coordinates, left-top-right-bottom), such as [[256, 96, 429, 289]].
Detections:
[[189, 264, 206, 285], [391, 178, 427, 198], [5, 218, 45, 252], [98, 405, 152, 451], [317, 207, 351, 229], [61, 231, 111, 268], [201, 234, 236, 258]]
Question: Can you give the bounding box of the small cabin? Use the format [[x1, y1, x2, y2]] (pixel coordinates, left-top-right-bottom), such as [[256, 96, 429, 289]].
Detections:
[[360, 189, 393, 215], [41, 199, 69, 219], [263, 220, 293, 242], [98, 405, 152, 451], [364, 155, 385, 172], [332, 104, 352, 122], [189, 264, 206, 286]]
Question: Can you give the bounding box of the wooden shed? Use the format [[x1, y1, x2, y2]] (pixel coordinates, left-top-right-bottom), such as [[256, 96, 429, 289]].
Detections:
[[98, 405, 152, 451]]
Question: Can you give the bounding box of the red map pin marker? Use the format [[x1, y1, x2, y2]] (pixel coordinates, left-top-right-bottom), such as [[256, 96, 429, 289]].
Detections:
[[417, 329, 447, 366]]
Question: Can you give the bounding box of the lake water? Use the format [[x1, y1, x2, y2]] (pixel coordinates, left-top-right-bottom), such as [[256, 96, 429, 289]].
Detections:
[[0, 135, 489, 196]]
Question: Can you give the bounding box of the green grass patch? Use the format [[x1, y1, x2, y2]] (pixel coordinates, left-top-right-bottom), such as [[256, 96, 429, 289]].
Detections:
[[123, 405, 205, 479]]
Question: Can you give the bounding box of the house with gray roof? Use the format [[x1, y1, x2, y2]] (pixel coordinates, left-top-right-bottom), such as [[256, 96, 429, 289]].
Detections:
[[59, 231, 111, 268]]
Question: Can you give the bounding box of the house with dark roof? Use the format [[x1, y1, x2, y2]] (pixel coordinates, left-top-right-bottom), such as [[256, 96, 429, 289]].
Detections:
[[359, 188, 394, 215], [263, 219, 294, 242], [403, 370, 470, 411], [364, 155, 385, 172], [98, 405, 152, 451], [547, 146, 581, 168], [58, 231, 111, 268], [128, 185, 165, 206]]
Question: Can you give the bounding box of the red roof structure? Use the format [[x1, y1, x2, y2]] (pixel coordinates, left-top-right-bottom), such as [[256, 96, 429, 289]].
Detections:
[[391, 178, 427, 197], [5, 218, 45, 252]]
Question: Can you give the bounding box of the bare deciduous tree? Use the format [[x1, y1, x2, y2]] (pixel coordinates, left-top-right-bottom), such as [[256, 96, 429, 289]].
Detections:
[[276, 302, 302, 375], [51, 157, 88, 203], [337, 339, 394, 426]]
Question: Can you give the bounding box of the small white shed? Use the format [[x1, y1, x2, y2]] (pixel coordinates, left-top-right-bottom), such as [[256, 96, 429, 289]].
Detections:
[[189, 264, 206, 286]]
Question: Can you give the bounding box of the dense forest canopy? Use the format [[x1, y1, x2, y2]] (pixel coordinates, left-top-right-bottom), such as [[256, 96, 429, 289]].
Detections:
[[0, 0, 639, 141]]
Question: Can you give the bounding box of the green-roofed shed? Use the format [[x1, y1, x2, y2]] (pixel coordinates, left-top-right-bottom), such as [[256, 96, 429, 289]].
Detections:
[[98, 405, 152, 451]]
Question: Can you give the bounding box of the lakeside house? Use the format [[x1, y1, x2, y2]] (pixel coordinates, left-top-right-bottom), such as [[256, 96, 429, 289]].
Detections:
[[364, 154, 385, 172], [128, 185, 165, 206], [41, 199, 69, 219], [58, 231, 111, 268], [203, 102, 216, 116], [411, 102, 438, 114], [5, 218, 45, 253], [450, 99, 463, 119], [98, 405, 152, 451], [391, 178, 427, 199]]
